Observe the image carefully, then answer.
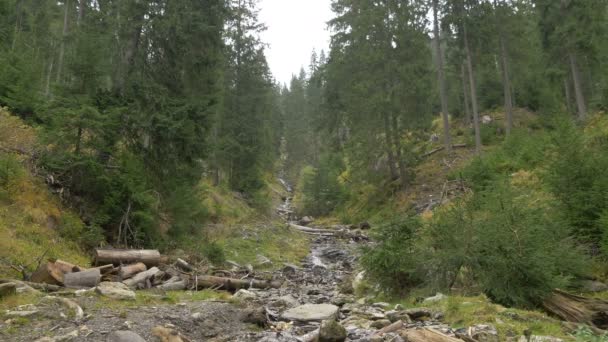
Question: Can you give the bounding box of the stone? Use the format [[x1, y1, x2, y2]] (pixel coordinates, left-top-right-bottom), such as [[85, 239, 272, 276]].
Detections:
[[370, 319, 392, 329], [0, 282, 17, 298], [359, 222, 371, 230], [469, 324, 499, 342], [424, 293, 447, 303], [352, 271, 366, 292], [96, 282, 136, 300], [482, 115, 493, 124], [299, 216, 314, 226], [282, 263, 299, 276], [233, 289, 257, 301], [319, 320, 347, 342], [191, 312, 203, 320], [386, 310, 412, 323], [256, 255, 272, 268], [394, 304, 404, 310], [518, 336, 563, 342], [372, 302, 391, 309], [281, 304, 339, 322], [404, 308, 432, 320], [580, 280, 608, 293], [241, 306, 267, 327], [107, 331, 146, 342]]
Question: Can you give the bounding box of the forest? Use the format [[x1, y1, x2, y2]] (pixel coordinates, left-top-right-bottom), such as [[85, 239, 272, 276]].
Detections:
[[1, 0, 608, 341]]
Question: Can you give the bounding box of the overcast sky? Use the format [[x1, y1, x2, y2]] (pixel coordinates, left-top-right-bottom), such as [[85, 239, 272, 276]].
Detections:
[[259, 0, 333, 86]]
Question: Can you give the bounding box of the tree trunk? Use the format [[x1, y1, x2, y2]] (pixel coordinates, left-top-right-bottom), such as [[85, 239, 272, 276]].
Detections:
[[564, 76, 573, 114], [464, 25, 482, 154], [499, 37, 514, 135], [383, 111, 399, 181], [391, 111, 408, 189], [44, 57, 54, 98], [122, 266, 161, 288], [569, 52, 587, 120], [157, 280, 187, 291], [114, 3, 147, 95], [30, 260, 84, 285], [433, 0, 452, 154], [63, 269, 101, 289], [543, 289, 608, 330], [56, 0, 70, 83], [461, 62, 471, 126], [494, 0, 514, 135], [119, 262, 147, 280], [94, 249, 161, 267]]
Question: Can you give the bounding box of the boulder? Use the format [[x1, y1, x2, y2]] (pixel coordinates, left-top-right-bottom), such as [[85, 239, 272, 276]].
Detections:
[[319, 319, 347, 342], [424, 293, 447, 303], [370, 319, 392, 329], [404, 308, 432, 320], [241, 306, 267, 327], [107, 331, 146, 342], [0, 282, 17, 298], [581, 280, 608, 293], [281, 304, 339, 322], [469, 324, 499, 342], [482, 115, 493, 124], [233, 289, 257, 301], [255, 255, 272, 268], [96, 282, 136, 300], [299, 216, 314, 226], [359, 222, 371, 230]]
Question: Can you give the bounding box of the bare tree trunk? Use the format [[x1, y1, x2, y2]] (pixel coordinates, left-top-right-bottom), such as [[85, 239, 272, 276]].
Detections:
[[44, 58, 54, 98], [56, 0, 70, 83], [11, 0, 23, 51], [77, 0, 85, 26], [499, 37, 514, 135], [464, 25, 482, 154], [383, 111, 398, 181], [494, 0, 514, 135], [433, 0, 452, 154], [564, 76, 573, 114], [461, 62, 471, 126], [114, 3, 147, 95], [569, 52, 587, 120], [390, 112, 408, 189]]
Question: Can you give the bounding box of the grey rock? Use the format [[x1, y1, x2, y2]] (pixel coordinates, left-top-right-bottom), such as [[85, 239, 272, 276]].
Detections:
[[319, 320, 347, 342], [404, 308, 432, 320], [299, 216, 314, 226], [370, 319, 392, 329], [0, 282, 17, 298], [107, 331, 146, 342], [233, 289, 257, 301], [469, 324, 499, 342], [241, 306, 267, 327], [256, 255, 272, 267], [281, 304, 339, 322], [424, 293, 447, 303], [581, 280, 608, 293], [96, 282, 136, 300], [518, 336, 564, 342]]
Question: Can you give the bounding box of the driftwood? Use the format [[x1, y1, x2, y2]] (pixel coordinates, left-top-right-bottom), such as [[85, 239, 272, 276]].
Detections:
[[193, 275, 282, 291], [543, 289, 608, 330], [288, 223, 336, 236], [373, 320, 405, 336], [94, 249, 161, 267], [0, 279, 62, 292], [63, 269, 101, 289], [30, 260, 82, 285], [401, 328, 462, 342], [123, 267, 161, 288], [422, 144, 468, 158], [157, 280, 187, 291], [119, 262, 147, 280], [176, 258, 194, 272]]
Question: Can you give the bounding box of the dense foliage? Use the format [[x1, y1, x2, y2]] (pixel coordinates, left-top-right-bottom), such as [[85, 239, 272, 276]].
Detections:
[[0, 0, 282, 247]]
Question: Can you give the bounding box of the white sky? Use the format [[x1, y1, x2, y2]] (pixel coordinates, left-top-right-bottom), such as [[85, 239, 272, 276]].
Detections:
[[259, 0, 333, 86]]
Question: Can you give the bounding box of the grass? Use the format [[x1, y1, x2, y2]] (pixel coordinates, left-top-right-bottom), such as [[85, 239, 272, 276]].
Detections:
[[384, 293, 575, 340], [219, 221, 309, 268], [91, 289, 233, 310]]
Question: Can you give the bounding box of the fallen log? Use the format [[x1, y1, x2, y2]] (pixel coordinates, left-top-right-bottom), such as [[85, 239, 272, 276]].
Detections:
[[30, 260, 82, 285], [401, 328, 462, 342], [176, 258, 194, 272], [157, 280, 187, 291], [288, 223, 336, 235], [193, 275, 282, 291], [119, 262, 147, 280], [94, 249, 161, 267], [63, 269, 101, 289], [0, 279, 62, 292], [123, 267, 160, 288], [90, 264, 115, 274], [422, 144, 468, 158], [373, 320, 405, 336], [543, 289, 608, 330]]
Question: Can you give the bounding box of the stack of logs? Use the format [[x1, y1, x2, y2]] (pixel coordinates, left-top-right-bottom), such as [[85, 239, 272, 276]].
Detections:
[[28, 249, 281, 292]]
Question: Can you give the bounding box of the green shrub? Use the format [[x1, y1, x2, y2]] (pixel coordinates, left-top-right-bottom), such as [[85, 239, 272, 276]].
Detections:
[[427, 181, 589, 308], [295, 152, 346, 217], [360, 215, 424, 294], [201, 242, 226, 265]]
